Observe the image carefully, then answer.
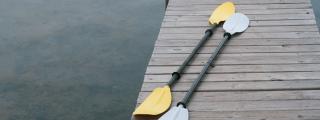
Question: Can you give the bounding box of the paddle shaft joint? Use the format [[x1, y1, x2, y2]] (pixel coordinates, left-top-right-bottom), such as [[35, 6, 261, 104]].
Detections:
[[177, 33, 232, 108], [167, 24, 218, 87]]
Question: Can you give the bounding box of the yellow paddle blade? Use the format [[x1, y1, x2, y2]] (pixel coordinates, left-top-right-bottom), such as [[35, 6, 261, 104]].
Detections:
[[133, 85, 172, 115], [209, 2, 235, 25]]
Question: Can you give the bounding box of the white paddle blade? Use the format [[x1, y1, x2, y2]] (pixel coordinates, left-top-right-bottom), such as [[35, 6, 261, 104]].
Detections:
[[158, 105, 188, 120], [223, 13, 250, 35]]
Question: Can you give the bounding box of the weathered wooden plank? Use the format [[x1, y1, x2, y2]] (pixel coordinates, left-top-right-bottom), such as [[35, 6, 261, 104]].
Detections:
[[162, 20, 317, 27], [137, 90, 320, 102], [152, 52, 320, 56], [187, 110, 320, 120], [158, 32, 320, 40], [146, 64, 320, 74], [155, 39, 320, 46], [140, 80, 320, 91], [153, 45, 320, 54], [166, 8, 314, 16], [187, 100, 320, 111], [169, 0, 310, 5], [151, 52, 320, 57], [159, 26, 319, 33], [160, 26, 320, 33], [133, 110, 320, 120], [164, 14, 314, 21], [149, 53, 320, 65], [144, 72, 320, 82], [167, 4, 312, 11]]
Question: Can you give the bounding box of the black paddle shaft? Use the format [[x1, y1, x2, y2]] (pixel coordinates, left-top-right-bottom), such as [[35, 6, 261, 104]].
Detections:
[[177, 33, 232, 108], [167, 24, 218, 87]]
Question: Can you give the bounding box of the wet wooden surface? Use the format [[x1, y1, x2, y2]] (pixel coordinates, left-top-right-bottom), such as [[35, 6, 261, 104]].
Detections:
[[133, 0, 320, 119]]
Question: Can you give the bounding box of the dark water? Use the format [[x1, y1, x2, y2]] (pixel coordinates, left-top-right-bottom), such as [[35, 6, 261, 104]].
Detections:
[[0, 0, 319, 120], [0, 0, 164, 120], [312, 0, 320, 28]]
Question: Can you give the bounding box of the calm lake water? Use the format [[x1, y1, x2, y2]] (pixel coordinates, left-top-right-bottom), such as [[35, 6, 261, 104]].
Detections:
[[0, 0, 319, 120]]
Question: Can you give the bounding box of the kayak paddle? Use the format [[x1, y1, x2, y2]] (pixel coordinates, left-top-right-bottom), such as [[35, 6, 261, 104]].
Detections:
[[158, 13, 250, 120], [132, 2, 235, 116]]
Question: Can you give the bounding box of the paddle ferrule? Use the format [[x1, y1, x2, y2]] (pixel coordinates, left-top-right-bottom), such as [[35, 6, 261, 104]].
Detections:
[[205, 26, 215, 36], [224, 32, 232, 39], [177, 101, 187, 108], [178, 33, 232, 106], [167, 24, 218, 87]]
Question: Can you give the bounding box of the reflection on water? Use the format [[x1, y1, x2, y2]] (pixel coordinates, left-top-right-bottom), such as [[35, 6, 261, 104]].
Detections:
[[0, 0, 319, 120]]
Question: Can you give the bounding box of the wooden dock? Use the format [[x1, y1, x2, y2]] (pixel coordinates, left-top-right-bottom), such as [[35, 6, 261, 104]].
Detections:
[[133, 0, 320, 119]]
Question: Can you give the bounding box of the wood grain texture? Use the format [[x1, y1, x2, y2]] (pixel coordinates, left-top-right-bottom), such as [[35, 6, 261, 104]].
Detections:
[[149, 54, 320, 66], [146, 64, 320, 74], [162, 20, 317, 27], [159, 26, 319, 33], [169, 0, 310, 4], [167, 5, 313, 11], [140, 80, 320, 91], [164, 14, 315, 21], [157, 32, 320, 40], [165, 10, 314, 16], [133, 110, 320, 120], [132, 0, 320, 119], [144, 72, 320, 82], [138, 90, 320, 102]]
